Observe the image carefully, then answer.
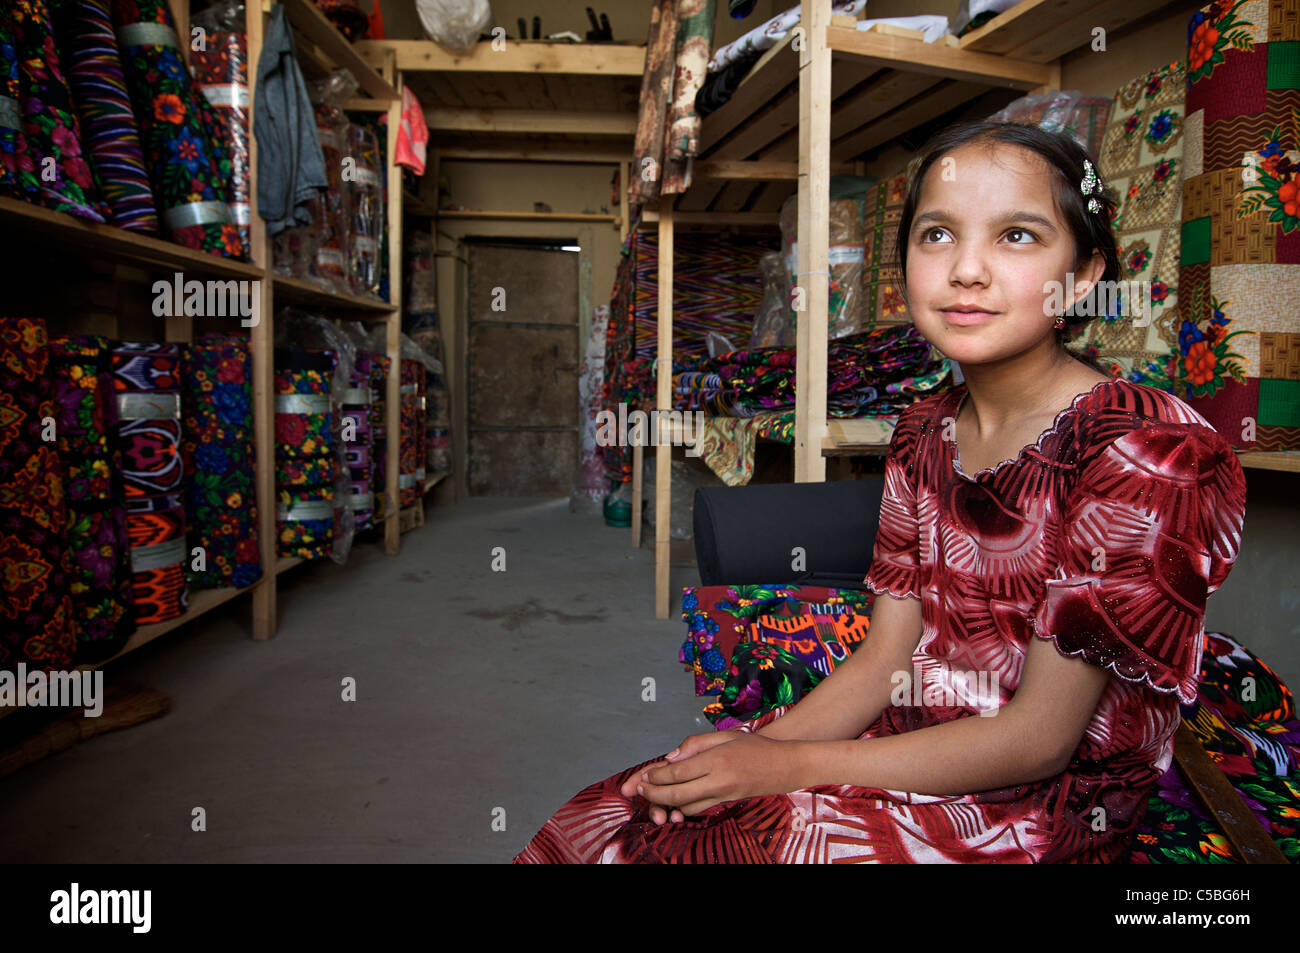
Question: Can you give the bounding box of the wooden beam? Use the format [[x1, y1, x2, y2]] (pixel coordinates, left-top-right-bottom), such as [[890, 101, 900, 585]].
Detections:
[[830, 80, 987, 162], [693, 159, 852, 180], [796, 0, 830, 484], [639, 210, 779, 226], [437, 148, 629, 163], [438, 210, 619, 223], [356, 39, 646, 76], [1002, 0, 1176, 64], [281, 0, 397, 101], [655, 201, 673, 619], [385, 87, 404, 555], [424, 108, 636, 136], [827, 22, 1051, 89]]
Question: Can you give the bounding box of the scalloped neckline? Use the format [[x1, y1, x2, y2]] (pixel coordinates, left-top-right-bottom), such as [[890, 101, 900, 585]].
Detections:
[[949, 376, 1117, 481]]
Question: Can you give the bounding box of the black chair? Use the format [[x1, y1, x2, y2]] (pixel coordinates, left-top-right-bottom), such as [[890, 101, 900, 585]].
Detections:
[[691, 478, 885, 590]]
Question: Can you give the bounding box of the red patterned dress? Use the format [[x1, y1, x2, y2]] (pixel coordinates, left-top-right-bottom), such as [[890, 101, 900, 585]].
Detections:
[[514, 379, 1248, 863]]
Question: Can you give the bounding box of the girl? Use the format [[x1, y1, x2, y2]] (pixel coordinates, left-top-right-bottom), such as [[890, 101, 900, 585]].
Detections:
[[514, 122, 1247, 863]]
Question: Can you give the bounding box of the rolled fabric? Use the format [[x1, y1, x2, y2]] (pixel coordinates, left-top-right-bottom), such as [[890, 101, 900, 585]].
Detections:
[[181, 333, 261, 590], [124, 490, 187, 624], [12, 0, 109, 221], [0, 7, 37, 200], [191, 1, 250, 259], [0, 316, 76, 672], [111, 0, 243, 257], [366, 351, 390, 522], [49, 334, 135, 662], [112, 341, 187, 624], [51, 0, 159, 232], [345, 120, 383, 297], [275, 347, 336, 558], [398, 359, 424, 509], [309, 102, 350, 290], [342, 356, 375, 530]]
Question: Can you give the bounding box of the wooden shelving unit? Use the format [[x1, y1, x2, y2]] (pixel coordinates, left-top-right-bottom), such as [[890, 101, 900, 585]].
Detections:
[[1, 0, 411, 715]]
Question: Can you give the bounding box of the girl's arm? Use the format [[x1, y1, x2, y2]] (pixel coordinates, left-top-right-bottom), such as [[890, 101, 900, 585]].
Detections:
[[636, 633, 1111, 815], [755, 592, 924, 743]]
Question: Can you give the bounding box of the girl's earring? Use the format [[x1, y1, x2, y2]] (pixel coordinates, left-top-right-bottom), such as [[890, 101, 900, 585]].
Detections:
[[1054, 315, 1066, 330]]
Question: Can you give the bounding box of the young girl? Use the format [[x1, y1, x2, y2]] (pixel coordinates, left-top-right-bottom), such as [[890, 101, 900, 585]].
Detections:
[[514, 122, 1248, 864]]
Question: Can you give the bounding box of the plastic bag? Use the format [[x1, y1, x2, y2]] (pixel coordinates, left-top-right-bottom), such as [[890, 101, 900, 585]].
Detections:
[[572, 305, 609, 513], [706, 331, 737, 359], [641, 455, 724, 541], [749, 251, 794, 348], [415, 0, 492, 54], [780, 194, 867, 339], [345, 121, 385, 298], [987, 90, 1112, 160], [304, 71, 360, 295]]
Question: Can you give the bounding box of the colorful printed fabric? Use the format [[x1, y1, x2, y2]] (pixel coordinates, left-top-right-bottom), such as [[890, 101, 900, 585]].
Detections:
[[862, 171, 912, 328], [660, 0, 715, 197], [1173, 0, 1300, 449], [627, 0, 677, 207], [680, 584, 874, 696], [1132, 632, 1300, 863], [51, 0, 158, 231], [399, 359, 424, 509], [1068, 60, 1186, 383], [124, 489, 186, 623], [780, 196, 867, 339], [12, 0, 108, 221], [0, 317, 75, 672], [342, 353, 377, 530], [0, 9, 32, 200], [519, 380, 1248, 864], [181, 333, 260, 589], [368, 351, 391, 523], [112, 0, 242, 258], [275, 348, 335, 559], [112, 341, 186, 624], [49, 334, 134, 661], [190, 0, 251, 259]]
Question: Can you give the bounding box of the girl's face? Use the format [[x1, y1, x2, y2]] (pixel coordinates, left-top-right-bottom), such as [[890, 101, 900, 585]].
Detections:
[[904, 142, 1099, 367]]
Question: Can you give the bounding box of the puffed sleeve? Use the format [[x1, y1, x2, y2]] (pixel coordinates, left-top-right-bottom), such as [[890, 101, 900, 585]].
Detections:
[[1031, 417, 1246, 704], [863, 405, 926, 600]]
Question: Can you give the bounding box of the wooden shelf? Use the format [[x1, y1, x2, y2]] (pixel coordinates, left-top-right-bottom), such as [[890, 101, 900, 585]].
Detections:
[[275, 556, 307, 575], [0, 196, 264, 281], [959, 0, 1177, 62], [281, 0, 398, 101], [1237, 452, 1300, 473], [436, 210, 619, 223], [270, 274, 396, 315], [423, 472, 447, 493]]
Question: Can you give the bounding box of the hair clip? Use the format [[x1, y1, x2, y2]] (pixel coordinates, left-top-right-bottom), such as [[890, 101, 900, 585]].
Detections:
[[1081, 158, 1103, 214]]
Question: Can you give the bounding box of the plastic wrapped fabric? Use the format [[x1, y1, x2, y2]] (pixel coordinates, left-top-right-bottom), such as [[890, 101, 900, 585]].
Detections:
[[275, 309, 358, 562], [112, 0, 242, 256], [300, 71, 359, 293], [415, 0, 491, 54], [780, 194, 866, 339], [641, 455, 724, 541], [51, 0, 159, 232], [749, 251, 795, 348], [987, 90, 1112, 161], [345, 120, 384, 298], [191, 0, 252, 259]]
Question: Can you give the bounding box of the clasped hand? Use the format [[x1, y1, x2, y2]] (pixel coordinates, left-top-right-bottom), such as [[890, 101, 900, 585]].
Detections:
[[617, 730, 794, 825]]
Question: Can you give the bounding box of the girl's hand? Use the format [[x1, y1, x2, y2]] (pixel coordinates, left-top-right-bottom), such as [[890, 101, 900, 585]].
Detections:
[[620, 730, 742, 825], [629, 733, 797, 822]]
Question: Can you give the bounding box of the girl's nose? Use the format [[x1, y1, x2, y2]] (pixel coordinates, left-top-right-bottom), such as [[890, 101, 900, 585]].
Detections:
[[948, 241, 991, 287]]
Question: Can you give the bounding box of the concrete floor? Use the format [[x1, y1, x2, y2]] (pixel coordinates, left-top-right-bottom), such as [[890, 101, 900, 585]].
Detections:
[[0, 498, 706, 863]]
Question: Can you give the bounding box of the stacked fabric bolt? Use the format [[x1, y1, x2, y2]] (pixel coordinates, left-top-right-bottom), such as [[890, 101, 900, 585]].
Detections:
[[341, 352, 378, 531], [49, 334, 135, 662], [0, 317, 76, 672], [370, 352, 391, 522], [111, 341, 188, 625], [112, 0, 242, 257], [0, 10, 30, 200], [50, 0, 159, 232], [275, 348, 336, 558], [190, 0, 252, 259], [181, 333, 261, 588], [345, 120, 384, 297], [398, 359, 424, 509], [9, 0, 109, 221], [309, 101, 350, 291]]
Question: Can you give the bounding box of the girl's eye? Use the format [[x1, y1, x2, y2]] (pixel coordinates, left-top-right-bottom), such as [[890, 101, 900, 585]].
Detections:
[[1004, 228, 1037, 244], [920, 227, 950, 243]]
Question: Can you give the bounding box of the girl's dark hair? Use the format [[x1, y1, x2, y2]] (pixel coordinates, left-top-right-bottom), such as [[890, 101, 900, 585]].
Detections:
[[895, 121, 1121, 344]]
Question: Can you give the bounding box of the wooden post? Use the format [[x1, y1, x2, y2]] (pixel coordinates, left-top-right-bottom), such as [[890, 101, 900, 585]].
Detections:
[[384, 80, 404, 552], [795, 0, 830, 483], [246, 0, 277, 639], [619, 160, 630, 243], [631, 438, 642, 547], [655, 200, 674, 618]]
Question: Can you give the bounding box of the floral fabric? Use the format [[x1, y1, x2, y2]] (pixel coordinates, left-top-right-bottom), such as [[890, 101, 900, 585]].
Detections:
[[275, 348, 335, 559], [191, 0, 251, 259]]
